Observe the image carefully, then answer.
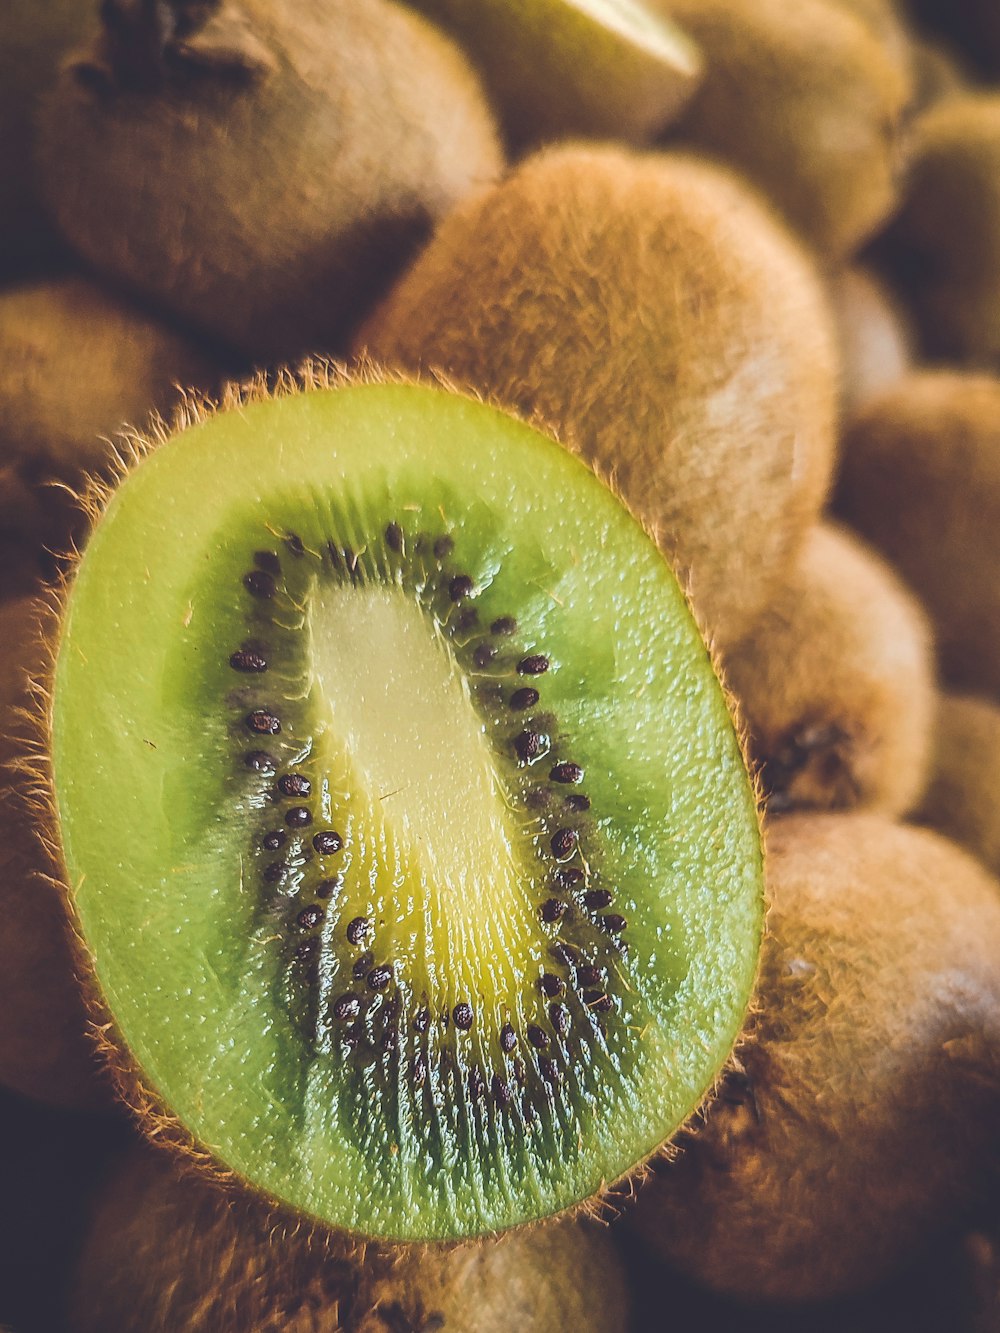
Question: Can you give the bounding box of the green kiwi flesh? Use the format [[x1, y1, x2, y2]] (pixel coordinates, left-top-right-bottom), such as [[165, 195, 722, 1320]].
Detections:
[[49, 375, 763, 1241], [401, 0, 702, 147]]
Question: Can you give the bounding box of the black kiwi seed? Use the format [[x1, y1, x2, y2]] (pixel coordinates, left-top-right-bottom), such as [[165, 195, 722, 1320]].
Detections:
[[565, 794, 591, 812], [473, 644, 496, 668], [491, 616, 517, 636], [229, 648, 268, 673], [601, 914, 628, 934], [285, 806, 312, 828], [263, 861, 287, 884], [540, 898, 567, 923], [540, 972, 565, 997], [243, 570, 276, 599], [284, 532, 305, 557], [550, 762, 584, 784], [550, 828, 578, 859], [583, 889, 613, 911], [583, 990, 614, 1013], [514, 730, 549, 764], [453, 1002, 474, 1031], [449, 574, 474, 602], [296, 904, 323, 930], [316, 878, 340, 899], [333, 994, 360, 1021], [253, 550, 281, 575], [540, 1057, 562, 1085], [345, 916, 370, 945], [550, 942, 579, 968], [245, 750, 276, 773], [577, 965, 603, 988], [555, 867, 584, 890], [492, 1075, 512, 1108], [278, 773, 311, 797], [434, 535, 454, 559], [500, 1022, 517, 1053], [518, 654, 549, 675], [313, 830, 343, 855], [384, 522, 403, 552], [527, 1024, 549, 1050], [521, 1094, 536, 1123], [246, 709, 281, 735], [510, 687, 540, 711], [262, 830, 286, 851], [367, 965, 393, 991], [353, 952, 375, 980], [549, 1003, 570, 1037]]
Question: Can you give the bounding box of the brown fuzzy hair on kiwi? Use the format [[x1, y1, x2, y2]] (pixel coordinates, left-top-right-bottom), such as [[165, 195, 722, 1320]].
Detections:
[[0, 275, 220, 557], [67, 1144, 631, 1333], [723, 523, 934, 818], [654, 0, 913, 261], [915, 692, 1000, 877], [35, 0, 503, 364], [357, 144, 839, 647], [835, 371, 1000, 700], [0, 595, 114, 1112], [829, 265, 914, 416], [883, 94, 1000, 366], [629, 813, 1000, 1304]]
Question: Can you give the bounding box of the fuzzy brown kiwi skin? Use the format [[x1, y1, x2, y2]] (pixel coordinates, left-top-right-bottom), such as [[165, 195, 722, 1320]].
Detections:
[[35, 0, 503, 365], [915, 693, 1000, 877], [0, 275, 222, 558], [629, 813, 1000, 1304], [653, 0, 913, 262], [835, 371, 1000, 701], [829, 266, 914, 417], [882, 94, 1000, 366], [66, 1145, 633, 1331], [722, 523, 935, 818], [357, 144, 839, 648]]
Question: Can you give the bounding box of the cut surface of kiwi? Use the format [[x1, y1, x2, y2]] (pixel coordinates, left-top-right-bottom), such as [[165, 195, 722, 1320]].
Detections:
[[49, 374, 763, 1242]]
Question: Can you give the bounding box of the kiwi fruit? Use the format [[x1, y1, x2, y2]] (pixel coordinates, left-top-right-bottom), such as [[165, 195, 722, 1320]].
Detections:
[[401, 0, 703, 148], [630, 813, 1000, 1303], [836, 371, 1000, 700], [356, 145, 839, 646], [830, 265, 914, 416], [0, 0, 96, 275], [41, 368, 764, 1242], [34, 0, 503, 364], [722, 523, 934, 817], [0, 275, 220, 558], [0, 595, 114, 1112], [66, 1143, 630, 1333], [904, 0, 1000, 78], [915, 693, 1000, 876], [883, 94, 1000, 366], [654, 0, 913, 261]]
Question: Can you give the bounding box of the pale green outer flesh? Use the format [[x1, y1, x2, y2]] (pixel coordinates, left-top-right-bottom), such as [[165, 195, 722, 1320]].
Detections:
[[52, 382, 762, 1240]]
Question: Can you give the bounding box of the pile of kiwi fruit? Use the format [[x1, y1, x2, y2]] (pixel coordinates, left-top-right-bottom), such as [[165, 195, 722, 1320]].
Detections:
[[3, 0, 1000, 1329]]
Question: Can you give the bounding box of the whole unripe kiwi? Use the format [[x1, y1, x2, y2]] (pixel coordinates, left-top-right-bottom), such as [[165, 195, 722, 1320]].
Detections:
[[884, 95, 1000, 366], [67, 1146, 631, 1332], [723, 523, 934, 817], [654, 0, 913, 261], [35, 0, 504, 364], [630, 813, 1000, 1303], [836, 371, 1000, 699], [358, 145, 839, 645], [0, 276, 220, 556]]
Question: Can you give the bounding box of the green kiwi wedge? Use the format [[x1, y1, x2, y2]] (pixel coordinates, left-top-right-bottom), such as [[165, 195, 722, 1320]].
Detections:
[[35, 0, 503, 363], [916, 692, 1000, 877], [883, 94, 1000, 366], [723, 523, 934, 817], [631, 813, 1000, 1302], [45, 370, 764, 1243], [655, 0, 913, 261], [400, 0, 702, 147], [67, 1144, 631, 1332], [357, 144, 839, 647], [836, 371, 1000, 699]]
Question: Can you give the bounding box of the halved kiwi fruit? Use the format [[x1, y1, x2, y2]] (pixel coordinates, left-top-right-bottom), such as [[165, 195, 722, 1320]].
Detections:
[[46, 370, 763, 1242]]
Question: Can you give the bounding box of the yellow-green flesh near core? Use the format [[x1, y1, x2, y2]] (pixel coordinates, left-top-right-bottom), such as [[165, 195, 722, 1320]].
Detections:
[[51, 382, 762, 1240]]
